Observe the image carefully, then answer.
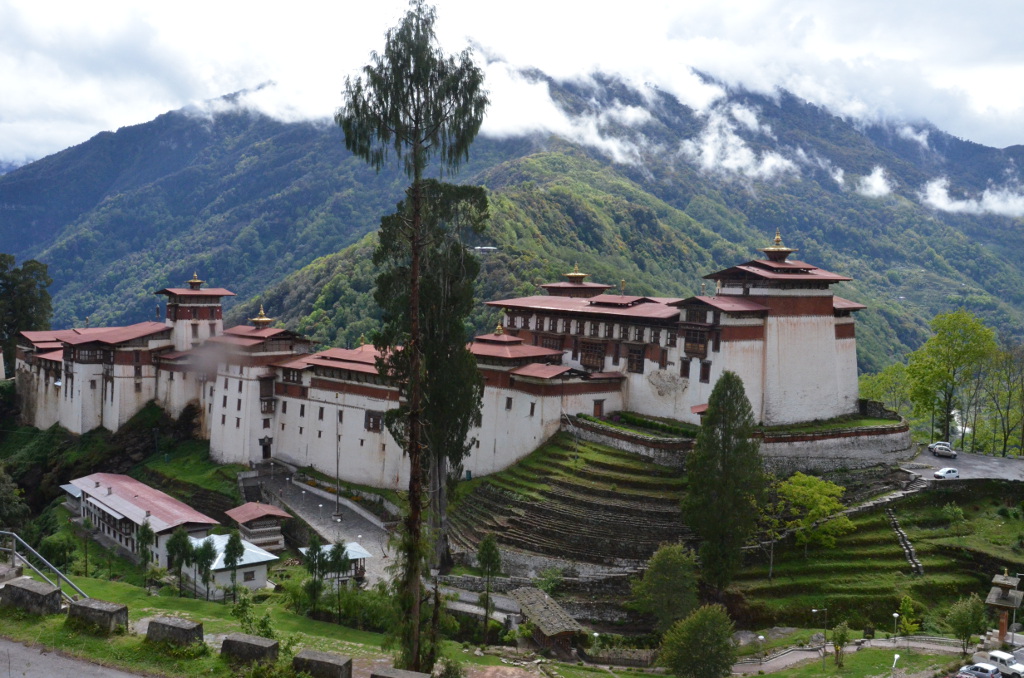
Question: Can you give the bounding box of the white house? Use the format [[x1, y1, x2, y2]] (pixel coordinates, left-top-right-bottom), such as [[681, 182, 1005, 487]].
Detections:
[[186, 533, 279, 600]]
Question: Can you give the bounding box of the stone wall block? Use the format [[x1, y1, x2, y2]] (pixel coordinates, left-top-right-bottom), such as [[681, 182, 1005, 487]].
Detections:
[[220, 632, 279, 664], [0, 578, 62, 615], [292, 648, 353, 678], [146, 616, 204, 646], [68, 598, 128, 634]]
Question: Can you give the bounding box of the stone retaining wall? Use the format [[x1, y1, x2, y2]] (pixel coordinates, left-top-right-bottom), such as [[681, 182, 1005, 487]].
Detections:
[[760, 423, 912, 474], [569, 417, 690, 468]]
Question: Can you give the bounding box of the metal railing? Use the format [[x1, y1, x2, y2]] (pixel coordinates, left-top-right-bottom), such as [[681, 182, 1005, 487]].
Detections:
[[0, 530, 89, 602]]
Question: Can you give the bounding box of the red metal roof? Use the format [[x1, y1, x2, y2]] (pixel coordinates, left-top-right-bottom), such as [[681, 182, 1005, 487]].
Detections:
[[305, 356, 379, 375], [155, 287, 235, 297], [705, 260, 851, 283], [225, 502, 291, 524], [205, 335, 264, 347], [488, 295, 680, 320], [69, 473, 218, 533], [510, 364, 573, 379], [691, 404, 708, 415], [37, 349, 64, 363], [474, 332, 525, 344], [833, 296, 867, 311], [223, 325, 287, 339], [675, 295, 769, 313], [469, 340, 563, 360], [61, 322, 171, 346]]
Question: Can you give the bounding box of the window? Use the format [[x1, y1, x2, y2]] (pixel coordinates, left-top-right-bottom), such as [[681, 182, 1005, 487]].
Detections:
[[281, 423, 285, 431], [318, 407, 324, 421], [134, 382, 142, 393], [700, 361, 712, 383], [633, 326, 644, 342], [221, 415, 226, 425], [580, 341, 605, 370], [318, 431, 322, 438], [300, 404, 305, 417], [299, 427, 303, 435], [338, 410, 344, 423], [668, 331, 678, 347], [507, 315, 517, 329], [134, 365, 142, 378], [613, 342, 621, 366], [222, 395, 227, 408], [263, 418, 270, 429], [89, 380, 96, 390], [604, 323, 614, 338], [660, 348, 668, 369], [365, 411, 383, 432], [548, 317, 558, 332], [505, 397, 513, 410], [237, 399, 242, 411], [529, 402, 536, 417], [238, 380, 243, 393], [209, 386, 214, 397], [712, 332, 721, 352], [134, 351, 141, 363], [627, 346, 644, 374], [541, 336, 562, 351], [563, 318, 571, 333], [572, 338, 579, 361], [282, 401, 288, 414], [575, 319, 583, 334], [191, 324, 199, 339], [680, 359, 691, 379], [235, 418, 240, 429], [243, 571, 255, 582], [589, 321, 598, 337], [224, 377, 229, 388], [651, 329, 661, 345]]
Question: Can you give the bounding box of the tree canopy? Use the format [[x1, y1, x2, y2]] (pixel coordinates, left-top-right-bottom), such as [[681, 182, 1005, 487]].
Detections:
[[778, 472, 855, 555], [682, 371, 765, 590], [0, 255, 52, 374], [630, 543, 698, 634], [659, 604, 736, 678]]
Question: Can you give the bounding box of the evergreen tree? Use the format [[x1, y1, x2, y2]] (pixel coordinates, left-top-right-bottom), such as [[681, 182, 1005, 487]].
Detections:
[[224, 529, 246, 603], [682, 371, 764, 591], [659, 604, 736, 678], [165, 527, 193, 596], [476, 533, 501, 643], [136, 519, 155, 574], [326, 542, 352, 621], [0, 255, 52, 375], [0, 465, 28, 531], [304, 534, 326, 617], [337, 1, 487, 670], [630, 543, 698, 634], [194, 537, 217, 601]]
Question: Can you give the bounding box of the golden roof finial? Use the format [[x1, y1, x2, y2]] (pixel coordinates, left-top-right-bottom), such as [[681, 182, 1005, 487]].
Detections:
[[565, 263, 588, 284], [759, 229, 798, 262], [250, 304, 274, 328], [495, 322, 504, 336], [357, 333, 367, 346], [620, 279, 626, 294], [187, 272, 205, 290]]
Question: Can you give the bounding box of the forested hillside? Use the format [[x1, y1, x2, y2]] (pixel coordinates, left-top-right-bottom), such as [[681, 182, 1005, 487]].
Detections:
[[4, 73, 1024, 372]]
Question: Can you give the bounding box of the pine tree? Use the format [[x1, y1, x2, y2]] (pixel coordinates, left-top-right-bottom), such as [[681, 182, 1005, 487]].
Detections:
[[682, 371, 765, 591], [337, 1, 487, 670], [224, 529, 245, 603], [476, 533, 501, 644]]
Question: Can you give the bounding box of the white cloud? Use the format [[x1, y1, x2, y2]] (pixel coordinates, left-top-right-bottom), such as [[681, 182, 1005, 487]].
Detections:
[[896, 125, 929, 149], [857, 166, 892, 197], [680, 106, 797, 179], [920, 177, 1024, 217]]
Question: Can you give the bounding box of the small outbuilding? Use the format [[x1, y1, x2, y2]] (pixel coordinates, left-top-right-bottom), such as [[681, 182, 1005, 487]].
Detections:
[[299, 542, 372, 584], [225, 502, 291, 552], [186, 534, 279, 600], [509, 586, 583, 656]]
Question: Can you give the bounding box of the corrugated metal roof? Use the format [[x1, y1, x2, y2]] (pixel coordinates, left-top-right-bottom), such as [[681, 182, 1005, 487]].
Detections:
[[70, 473, 218, 533], [299, 542, 373, 561], [226, 502, 292, 524], [487, 295, 679, 320], [510, 364, 573, 379], [155, 287, 235, 297], [833, 296, 867, 311], [189, 534, 279, 571], [676, 295, 769, 313], [509, 587, 582, 637]]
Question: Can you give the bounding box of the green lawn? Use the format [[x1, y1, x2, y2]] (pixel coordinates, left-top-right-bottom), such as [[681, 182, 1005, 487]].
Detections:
[[136, 440, 247, 500]]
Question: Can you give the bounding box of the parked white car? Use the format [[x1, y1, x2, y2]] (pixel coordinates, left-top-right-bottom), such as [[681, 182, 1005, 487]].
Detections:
[[934, 467, 960, 480], [929, 442, 958, 458], [984, 651, 1024, 678]]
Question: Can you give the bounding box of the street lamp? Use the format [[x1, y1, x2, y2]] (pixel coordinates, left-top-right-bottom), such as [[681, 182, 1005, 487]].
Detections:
[[892, 653, 900, 678], [893, 612, 900, 644], [757, 635, 765, 664], [318, 503, 323, 521], [812, 608, 828, 670]]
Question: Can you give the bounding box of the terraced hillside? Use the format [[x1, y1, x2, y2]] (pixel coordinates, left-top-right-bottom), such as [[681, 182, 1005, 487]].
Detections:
[[731, 491, 1003, 629], [448, 434, 689, 569]]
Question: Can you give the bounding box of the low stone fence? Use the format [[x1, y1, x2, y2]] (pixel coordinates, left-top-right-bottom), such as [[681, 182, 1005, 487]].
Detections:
[[146, 616, 203, 646], [293, 649, 353, 678], [221, 632, 279, 664], [759, 421, 912, 474], [578, 646, 657, 668], [0, 578, 62, 615], [568, 417, 690, 469], [68, 598, 128, 634]]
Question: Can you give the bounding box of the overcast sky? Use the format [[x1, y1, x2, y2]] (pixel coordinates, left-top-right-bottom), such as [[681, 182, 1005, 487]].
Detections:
[[4, 0, 1024, 169]]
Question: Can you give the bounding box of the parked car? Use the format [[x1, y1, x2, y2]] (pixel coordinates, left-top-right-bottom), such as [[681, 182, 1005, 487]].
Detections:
[[930, 442, 958, 458], [960, 664, 1002, 678], [984, 651, 1024, 678], [929, 441, 951, 452], [934, 467, 960, 480]]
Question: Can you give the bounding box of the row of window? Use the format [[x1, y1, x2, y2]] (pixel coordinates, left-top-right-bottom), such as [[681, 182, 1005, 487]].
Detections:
[[507, 315, 678, 346], [680, 358, 712, 383]]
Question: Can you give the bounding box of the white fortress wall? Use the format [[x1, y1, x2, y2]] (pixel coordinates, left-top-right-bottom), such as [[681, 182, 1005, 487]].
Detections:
[[763, 313, 845, 425]]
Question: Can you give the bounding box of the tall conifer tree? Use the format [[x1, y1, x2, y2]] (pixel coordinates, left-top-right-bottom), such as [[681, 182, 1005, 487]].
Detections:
[[337, 2, 487, 669], [682, 371, 764, 591]]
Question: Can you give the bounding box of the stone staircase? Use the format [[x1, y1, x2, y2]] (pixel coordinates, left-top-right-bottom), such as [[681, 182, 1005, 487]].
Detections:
[[885, 507, 923, 575]]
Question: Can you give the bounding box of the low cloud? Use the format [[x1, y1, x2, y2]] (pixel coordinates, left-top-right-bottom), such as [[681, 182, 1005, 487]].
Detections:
[[856, 166, 892, 197], [896, 125, 929, 149], [680, 105, 796, 179], [920, 177, 1024, 216]]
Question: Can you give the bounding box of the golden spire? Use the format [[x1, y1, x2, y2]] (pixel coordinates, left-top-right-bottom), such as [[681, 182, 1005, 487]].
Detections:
[[759, 229, 798, 262], [565, 263, 589, 284], [187, 272, 205, 290], [250, 305, 274, 329], [620, 279, 626, 294], [495, 322, 504, 336]]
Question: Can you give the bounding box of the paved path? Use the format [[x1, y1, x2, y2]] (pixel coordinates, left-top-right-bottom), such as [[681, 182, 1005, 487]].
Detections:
[[732, 637, 964, 675], [258, 472, 393, 587], [0, 637, 146, 678]]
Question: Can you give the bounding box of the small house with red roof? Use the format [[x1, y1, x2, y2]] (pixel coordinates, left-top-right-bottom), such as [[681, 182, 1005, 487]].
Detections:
[[225, 502, 291, 552], [67, 473, 219, 568]]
